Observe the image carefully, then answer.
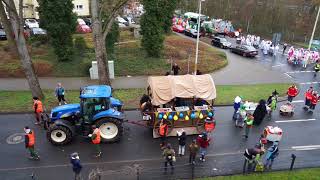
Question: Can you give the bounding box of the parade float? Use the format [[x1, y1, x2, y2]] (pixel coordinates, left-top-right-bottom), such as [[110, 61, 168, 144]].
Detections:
[[140, 74, 217, 138]]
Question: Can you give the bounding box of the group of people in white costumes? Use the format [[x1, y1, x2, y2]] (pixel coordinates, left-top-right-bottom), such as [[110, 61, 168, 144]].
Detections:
[[239, 34, 261, 48], [287, 47, 319, 67]]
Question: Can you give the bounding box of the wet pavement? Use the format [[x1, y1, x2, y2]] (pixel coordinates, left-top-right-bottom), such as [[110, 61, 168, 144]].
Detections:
[[1, 103, 320, 179]]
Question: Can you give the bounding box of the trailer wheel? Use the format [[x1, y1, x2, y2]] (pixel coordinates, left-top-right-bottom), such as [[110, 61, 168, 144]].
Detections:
[[153, 119, 173, 136], [196, 118, 206, 133], [47, 125, 72, 145], [96, 118, 123, 143]]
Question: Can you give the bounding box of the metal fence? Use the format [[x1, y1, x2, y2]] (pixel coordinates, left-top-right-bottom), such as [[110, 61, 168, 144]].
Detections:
[[86, 152, 320, 180]]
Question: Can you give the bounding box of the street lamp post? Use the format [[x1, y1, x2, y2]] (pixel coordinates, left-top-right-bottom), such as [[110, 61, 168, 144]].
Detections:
[[309, 6, 320, 50], [194, 0, 204, 75]]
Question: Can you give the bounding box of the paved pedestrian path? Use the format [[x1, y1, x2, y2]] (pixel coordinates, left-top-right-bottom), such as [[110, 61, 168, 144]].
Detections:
[[0, 35, 292, 91]]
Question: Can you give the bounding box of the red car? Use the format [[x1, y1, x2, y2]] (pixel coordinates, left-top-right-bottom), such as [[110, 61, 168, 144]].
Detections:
[[76, 24, 92, 34], [172, 24, 185, 33]]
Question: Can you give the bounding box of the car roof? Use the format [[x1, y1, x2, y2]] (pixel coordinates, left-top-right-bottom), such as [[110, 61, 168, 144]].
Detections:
[[80, 85, 112, 98]]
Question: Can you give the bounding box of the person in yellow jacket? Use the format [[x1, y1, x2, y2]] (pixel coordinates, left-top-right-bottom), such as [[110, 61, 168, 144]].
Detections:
[[243, 113, 254, 139], [89, 125, 102, 157], [24, 126, 40, 160]]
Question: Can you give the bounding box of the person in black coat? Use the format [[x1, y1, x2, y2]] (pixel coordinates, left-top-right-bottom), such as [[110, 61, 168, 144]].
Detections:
[[253, 99, 267, 125], [177, 131, 186, 156]]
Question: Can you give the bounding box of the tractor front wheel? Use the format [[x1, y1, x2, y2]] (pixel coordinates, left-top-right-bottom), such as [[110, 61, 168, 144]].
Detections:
[[47, 125, 73, 145], [96, 118, 123, 143]]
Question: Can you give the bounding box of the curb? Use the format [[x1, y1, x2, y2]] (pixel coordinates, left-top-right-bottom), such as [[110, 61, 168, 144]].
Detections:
[[0, 96, 287, 115]]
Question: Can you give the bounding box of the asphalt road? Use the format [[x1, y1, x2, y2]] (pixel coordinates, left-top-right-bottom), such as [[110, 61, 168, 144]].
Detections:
[[1, 102, 320, 179]]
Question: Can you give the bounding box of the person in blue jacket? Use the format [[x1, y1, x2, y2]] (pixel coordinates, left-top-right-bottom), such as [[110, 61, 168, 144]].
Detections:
[[55, 83, 67, 106], [70, 152, 82, 180], [264, 141, 279, 169]]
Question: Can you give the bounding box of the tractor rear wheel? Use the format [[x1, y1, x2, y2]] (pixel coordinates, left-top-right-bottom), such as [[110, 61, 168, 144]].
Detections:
[[96, 118, 123, 143], [47, 125, 72, 145]]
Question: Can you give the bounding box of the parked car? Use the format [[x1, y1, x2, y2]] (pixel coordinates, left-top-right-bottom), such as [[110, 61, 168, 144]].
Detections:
[[172, 24, 185, 33], [123, 16, 135, 26], [0, 29, 7, 40], [76, 18, 92, 33], [25, 19, 39, 29], [211, 37, 232, 49], [30, 27, 47, 36], [230, 45, 258, 57], [184, 28, 203, 38], [116, 16, 128, 27]]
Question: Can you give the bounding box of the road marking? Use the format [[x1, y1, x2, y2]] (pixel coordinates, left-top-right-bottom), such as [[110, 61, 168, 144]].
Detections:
[[291, 100, 304, 103], [272, 64, 285, 67], [284, 73, 293, 78], [299, 82, 320, 85], [295, 148, 319, 151], [292, 145, 320, 150], [286, 71, 315, 74], [275, 119, 316, 123]]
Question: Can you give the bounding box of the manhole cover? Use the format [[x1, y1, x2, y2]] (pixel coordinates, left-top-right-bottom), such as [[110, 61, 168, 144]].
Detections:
[[6, 133, 25, 144]]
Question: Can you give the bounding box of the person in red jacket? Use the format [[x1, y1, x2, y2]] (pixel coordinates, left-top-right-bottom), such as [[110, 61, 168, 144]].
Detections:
[[197, 132, 210, 162], [304, 87, 314, 109], [287, 85, 299, 102], [309, 91, 319, 112], [24, 126, 40, 160]]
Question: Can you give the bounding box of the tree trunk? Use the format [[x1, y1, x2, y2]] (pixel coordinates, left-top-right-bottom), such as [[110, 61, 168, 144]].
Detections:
[[5, 0, 44, 99], [0, 1, 16, 52], [91, 0, 110, 85]]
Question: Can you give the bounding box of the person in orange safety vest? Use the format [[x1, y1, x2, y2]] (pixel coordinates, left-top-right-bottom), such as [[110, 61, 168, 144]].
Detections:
[[89, 125, 102, 157], [304, 87, 313, 109], [159, 119, 168, 149], [32, 97, 43, 125], [24, 126, 40, 160]]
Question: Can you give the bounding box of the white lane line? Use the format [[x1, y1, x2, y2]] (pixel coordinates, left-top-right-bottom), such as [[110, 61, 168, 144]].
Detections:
[[292, 145, 320, 149], [272, 64, 285, 67], [295, 148, 319, 151], [275, 119, 316, 123], [300, 82, 320, 85], [286, 71, 315, 74], [284, 73, 293, 78], [291, 100, 304, 103]]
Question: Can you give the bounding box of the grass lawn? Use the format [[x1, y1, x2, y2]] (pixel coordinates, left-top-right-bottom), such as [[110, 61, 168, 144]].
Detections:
[[200, 168, 320, 180], [0, 31, 227, 77], [0, 84, 290, 113]]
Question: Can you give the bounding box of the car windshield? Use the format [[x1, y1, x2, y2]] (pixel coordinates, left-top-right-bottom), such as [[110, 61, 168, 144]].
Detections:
[[33, 28, 42, 33], [245, 46, 256, 51], [28, 19, 37, 23], [220, 38, 227, 42], [81, 98, 109, 120]]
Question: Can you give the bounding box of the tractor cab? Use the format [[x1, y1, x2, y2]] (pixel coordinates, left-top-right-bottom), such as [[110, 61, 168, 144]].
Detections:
[[80, 86, 112, 121], [46, 85, 124, 146]]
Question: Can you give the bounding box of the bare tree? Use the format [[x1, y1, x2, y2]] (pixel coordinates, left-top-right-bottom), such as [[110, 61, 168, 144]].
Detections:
[[0, 1, 16, 52], [1, 0, 44, 99], [91, 0, 128, 85]]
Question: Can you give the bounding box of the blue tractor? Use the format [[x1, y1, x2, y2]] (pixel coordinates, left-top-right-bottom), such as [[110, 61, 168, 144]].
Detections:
[[46, 85, 124, 145]]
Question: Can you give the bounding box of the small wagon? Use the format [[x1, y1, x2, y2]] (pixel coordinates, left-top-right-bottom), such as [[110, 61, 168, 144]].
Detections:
[[263, 126, 283, 142], [279, 103, 294, 116], [140, 74, 217, 138]]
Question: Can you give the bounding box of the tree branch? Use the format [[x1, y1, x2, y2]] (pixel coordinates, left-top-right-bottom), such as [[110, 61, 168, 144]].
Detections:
[[102, 16, 115, 40], [101, 0, 129, 38], [1, 0, 19, 17]]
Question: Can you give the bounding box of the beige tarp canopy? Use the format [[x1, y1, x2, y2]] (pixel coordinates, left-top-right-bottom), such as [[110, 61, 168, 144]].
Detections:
[[147, 74, 217, 106]]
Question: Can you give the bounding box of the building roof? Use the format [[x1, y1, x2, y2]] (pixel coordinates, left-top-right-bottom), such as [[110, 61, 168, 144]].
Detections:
[[80, 85, 112, 98]]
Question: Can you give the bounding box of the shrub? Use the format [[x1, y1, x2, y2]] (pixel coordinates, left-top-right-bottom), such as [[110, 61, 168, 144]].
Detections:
[[74, 36, 87, 54]]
